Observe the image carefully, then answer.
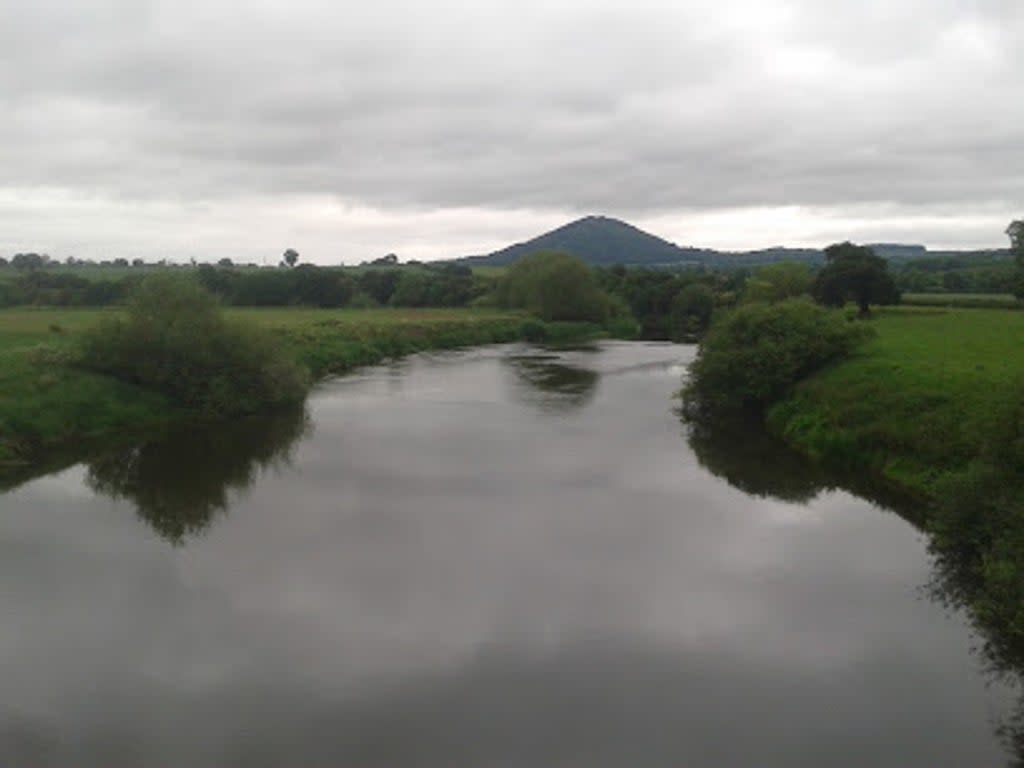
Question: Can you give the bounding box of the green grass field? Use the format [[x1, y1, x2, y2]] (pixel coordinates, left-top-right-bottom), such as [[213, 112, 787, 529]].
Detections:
[[0, 306, 535, 479], [768, 306, 1024, 494], [901, 292, 1021, 309]]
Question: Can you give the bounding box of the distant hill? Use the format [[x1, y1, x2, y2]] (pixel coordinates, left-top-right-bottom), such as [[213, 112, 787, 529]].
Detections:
[[459, 216, 714, 268], [455, 215, 1008, 270]]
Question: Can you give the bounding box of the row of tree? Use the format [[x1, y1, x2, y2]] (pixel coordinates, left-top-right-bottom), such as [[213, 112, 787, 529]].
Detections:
[[0, 238, 953, 327]]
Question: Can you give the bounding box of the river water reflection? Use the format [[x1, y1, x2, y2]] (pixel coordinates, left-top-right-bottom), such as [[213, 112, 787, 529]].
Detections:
[[0, 342, 1017, 765]]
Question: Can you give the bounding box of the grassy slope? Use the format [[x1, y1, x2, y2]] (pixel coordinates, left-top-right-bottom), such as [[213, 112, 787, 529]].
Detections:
[[768, 307, 1024, 496], [0, 306, 536, 479]]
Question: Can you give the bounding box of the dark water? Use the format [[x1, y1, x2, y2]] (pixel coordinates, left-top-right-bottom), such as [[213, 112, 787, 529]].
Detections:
[[0, 342, 1017, 766]]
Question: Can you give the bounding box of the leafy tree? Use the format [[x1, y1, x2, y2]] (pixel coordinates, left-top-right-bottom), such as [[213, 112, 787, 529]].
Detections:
[[217, 257, 234, 268], [743, 262, 812, 303], [813, 242, 900, 314], [496, 251, 615, 322], [11, 252, 44, 270], [1008, 220, 1024, 298], [358, 269, 401, 305], [1008, 220, 1024, 255], [282, 248, 299, 268], [670, 283, 715, 339]]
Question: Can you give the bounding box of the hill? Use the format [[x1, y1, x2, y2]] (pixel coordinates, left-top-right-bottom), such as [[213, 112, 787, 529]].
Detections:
[[459, 216, 715, 268], [455, 215, 1009, 270]]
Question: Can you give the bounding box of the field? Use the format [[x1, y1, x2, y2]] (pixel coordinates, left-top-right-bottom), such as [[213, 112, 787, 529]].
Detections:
[[768, 306, 1024, 494], [0, 306, 535, 480], [901, 292, 1020, 309]]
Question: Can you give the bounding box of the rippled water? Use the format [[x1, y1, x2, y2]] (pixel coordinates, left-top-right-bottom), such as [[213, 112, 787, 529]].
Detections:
[[0, 342, 1015, 766]]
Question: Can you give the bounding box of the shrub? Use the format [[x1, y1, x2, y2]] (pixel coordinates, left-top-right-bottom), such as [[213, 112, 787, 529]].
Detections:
[[80, 275, 309, 415], [682, 299, 873, 417], [496, 251, 615, 322]]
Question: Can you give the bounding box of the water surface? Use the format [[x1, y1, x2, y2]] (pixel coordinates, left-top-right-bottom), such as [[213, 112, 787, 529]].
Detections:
[[1, 342, 1015, 765]]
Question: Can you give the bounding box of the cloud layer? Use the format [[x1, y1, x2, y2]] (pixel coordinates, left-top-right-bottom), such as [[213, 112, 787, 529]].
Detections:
[[1, 0, 1021, 260]]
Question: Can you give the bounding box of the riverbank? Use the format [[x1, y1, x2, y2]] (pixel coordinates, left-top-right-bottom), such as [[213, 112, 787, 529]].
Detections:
[[766, 307, 1024, 497], [0, 307, 604, 487], [763, 306, 1024, 657]]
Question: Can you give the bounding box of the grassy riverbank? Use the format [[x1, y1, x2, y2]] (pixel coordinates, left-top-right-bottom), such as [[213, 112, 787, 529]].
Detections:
[[767, 307, 1024, 496], [0, 306, 590, 483], [762, 306, 1024, 655]]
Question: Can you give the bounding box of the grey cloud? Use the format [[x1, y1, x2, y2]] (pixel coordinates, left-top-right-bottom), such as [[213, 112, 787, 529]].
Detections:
[[0, 0, 1021, 255]]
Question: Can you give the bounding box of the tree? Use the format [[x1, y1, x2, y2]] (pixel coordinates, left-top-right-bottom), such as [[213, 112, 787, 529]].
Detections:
[[217, 257, 234, 268], [11, 252, 44, 270], [495, 251, 615, 322], [670, 283, 715, 340], [743, 262, 812, 304], [1008, 220, 1024, 299], [813, 242, 900, 314], [282, 248, 299, 268]]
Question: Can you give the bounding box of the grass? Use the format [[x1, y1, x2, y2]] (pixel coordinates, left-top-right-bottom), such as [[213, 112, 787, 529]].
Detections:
[[0, 308, 179, 475], [232, 307, 533, 377], [768, 307, 1024, 495], [0, 305, 585, 482], [902, 292, 1021, 309]]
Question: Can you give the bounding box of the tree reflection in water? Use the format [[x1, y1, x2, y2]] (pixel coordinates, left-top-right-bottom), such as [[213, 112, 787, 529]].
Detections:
[[87, 404, 310, 545], [504, 354, 599, 415], [685, 415, 831, 504], [686, 412, 1024, 766]]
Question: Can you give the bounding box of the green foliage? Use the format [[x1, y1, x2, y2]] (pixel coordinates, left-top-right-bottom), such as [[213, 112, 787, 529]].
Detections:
[[814, 242, 900, 314], [1008, 220, 1024, 299], [669, 283, 715, 340], [496, 251, 616, 322], [682, 299, 873, 416], [925, 385, 1024, 654], [596, 266, 738, 340], [1008, 220, 1024, 258], [896, 257, 1017, 296], [80, 275, 309, 415], [742, 262, 812, 304], [901, 293, 1020, 309], [0, 304, 602, 483], [519, 318, 548, 343]]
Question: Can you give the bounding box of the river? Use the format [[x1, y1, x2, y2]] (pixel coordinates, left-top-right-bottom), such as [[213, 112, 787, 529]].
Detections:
[[0, 341, 1017, 765]]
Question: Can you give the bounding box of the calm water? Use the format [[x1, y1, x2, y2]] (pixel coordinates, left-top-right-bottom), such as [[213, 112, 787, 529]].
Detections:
[[1, 342, 1017, 766]]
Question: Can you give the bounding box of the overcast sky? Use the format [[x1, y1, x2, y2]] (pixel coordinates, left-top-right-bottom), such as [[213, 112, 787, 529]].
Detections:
[[1, 0, 1021, 263]]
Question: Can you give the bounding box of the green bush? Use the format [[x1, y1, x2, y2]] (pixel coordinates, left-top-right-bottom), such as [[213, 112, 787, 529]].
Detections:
[[496, 251, 616, 322], [80, 275, 309, 415], [928, 386, 1024, 651], [682, 299, 873, 417]]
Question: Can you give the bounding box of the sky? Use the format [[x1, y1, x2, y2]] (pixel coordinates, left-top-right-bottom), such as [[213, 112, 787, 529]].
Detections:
[[1, 0, 1021, 264]]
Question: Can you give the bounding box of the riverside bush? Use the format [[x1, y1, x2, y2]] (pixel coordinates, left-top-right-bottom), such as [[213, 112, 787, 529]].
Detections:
[[496, 251, 618, 323], [81, 275, 309, 415], [682, 299, 873, 417]]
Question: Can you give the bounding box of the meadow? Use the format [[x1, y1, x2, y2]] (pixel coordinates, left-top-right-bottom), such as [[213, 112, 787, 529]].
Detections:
[[901, 292, 1020, 309], [768, 306, 1024, 495], [0, 306, 541, 480]]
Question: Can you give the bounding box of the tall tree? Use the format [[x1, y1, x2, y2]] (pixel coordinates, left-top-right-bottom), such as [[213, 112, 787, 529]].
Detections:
[[1008, 220, 1024, 299], [282, 248, 299, 268], [814, 242, 899, 314]]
